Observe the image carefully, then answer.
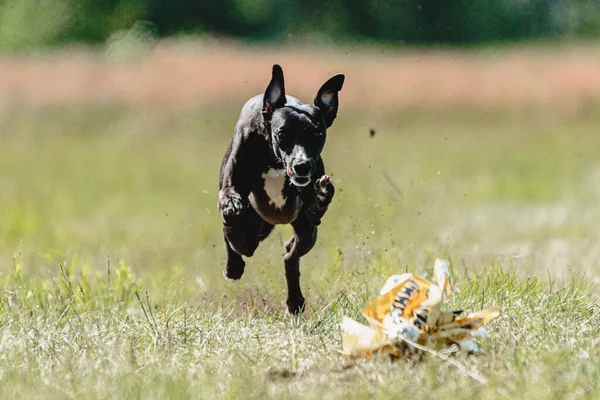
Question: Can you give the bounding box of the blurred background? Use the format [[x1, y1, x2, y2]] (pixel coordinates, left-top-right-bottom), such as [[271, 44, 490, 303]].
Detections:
[[1, 0, 600, 49], [1, 0, 600, 300]]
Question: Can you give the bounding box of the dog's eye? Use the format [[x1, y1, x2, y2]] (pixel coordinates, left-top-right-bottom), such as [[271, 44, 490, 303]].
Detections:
[[314, 130, 323, 137]]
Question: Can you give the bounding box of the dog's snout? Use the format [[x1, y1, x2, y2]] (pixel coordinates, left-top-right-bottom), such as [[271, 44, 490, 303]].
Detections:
[[292, 161, 312, 177]]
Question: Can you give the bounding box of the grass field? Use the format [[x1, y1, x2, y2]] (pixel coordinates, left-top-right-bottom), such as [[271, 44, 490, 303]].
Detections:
[[1, 44, 600, 398]]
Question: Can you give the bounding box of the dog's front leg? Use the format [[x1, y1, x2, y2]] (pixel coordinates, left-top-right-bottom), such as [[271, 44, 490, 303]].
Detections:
[[302, 175, 335, 227], [218, 187, 246, 224], [218, 133, 260, 281], [284, 176, 334, 314], [281, 175, 334, 313], [218, 134, 256, 226]]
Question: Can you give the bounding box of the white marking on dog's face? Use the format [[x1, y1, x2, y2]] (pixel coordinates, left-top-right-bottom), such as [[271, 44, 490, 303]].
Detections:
[[294, 146, 310, 164], [262, 168, 287, 209]]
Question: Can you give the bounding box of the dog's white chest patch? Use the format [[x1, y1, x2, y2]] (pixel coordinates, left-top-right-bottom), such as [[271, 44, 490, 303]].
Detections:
[[262, 168, 287, 209]]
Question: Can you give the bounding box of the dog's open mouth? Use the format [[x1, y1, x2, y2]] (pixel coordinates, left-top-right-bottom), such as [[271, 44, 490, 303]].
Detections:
[[288, 172, 311, 187]]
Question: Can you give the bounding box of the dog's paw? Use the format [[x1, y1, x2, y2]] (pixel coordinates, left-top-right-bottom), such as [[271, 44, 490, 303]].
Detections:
[[314, 175, 334, 206], [223, 252, 246, 281], [286, 295, 306, 315], [218, 189, 245, 217]]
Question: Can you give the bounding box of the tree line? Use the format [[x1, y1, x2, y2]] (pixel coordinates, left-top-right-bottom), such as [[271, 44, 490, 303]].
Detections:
[[0, 0, 598, 50]]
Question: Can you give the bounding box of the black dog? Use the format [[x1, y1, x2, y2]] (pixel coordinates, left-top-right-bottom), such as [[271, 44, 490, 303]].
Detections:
[[218, 64, 344, 314]]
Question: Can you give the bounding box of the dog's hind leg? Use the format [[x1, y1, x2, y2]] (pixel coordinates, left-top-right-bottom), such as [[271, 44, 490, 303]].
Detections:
[[284, 236, 295, 253], [223, 238, 246, 281], [223, 207, 270, 281], [284, 212, 317, 314], [259, 223, 275, 242]]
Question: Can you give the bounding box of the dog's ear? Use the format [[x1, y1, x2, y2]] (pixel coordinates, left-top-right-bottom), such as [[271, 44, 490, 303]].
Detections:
[[314, 74, 344, 128], [263, 64, 286, 121]]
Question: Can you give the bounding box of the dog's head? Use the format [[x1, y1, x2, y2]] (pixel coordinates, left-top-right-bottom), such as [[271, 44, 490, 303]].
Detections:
[[262, 65, 344, 188]]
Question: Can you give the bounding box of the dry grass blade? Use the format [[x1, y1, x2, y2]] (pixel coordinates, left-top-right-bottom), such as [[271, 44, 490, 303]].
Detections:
[[382, 171, 403, 200], [399, 334, 488, 385]]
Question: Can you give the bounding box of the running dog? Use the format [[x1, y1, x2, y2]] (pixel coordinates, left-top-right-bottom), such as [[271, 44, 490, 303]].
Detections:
[[218, 64, 344, 314]]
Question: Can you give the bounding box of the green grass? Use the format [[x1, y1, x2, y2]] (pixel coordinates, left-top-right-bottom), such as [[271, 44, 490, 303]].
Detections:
[[0, 104, 599, 398]]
